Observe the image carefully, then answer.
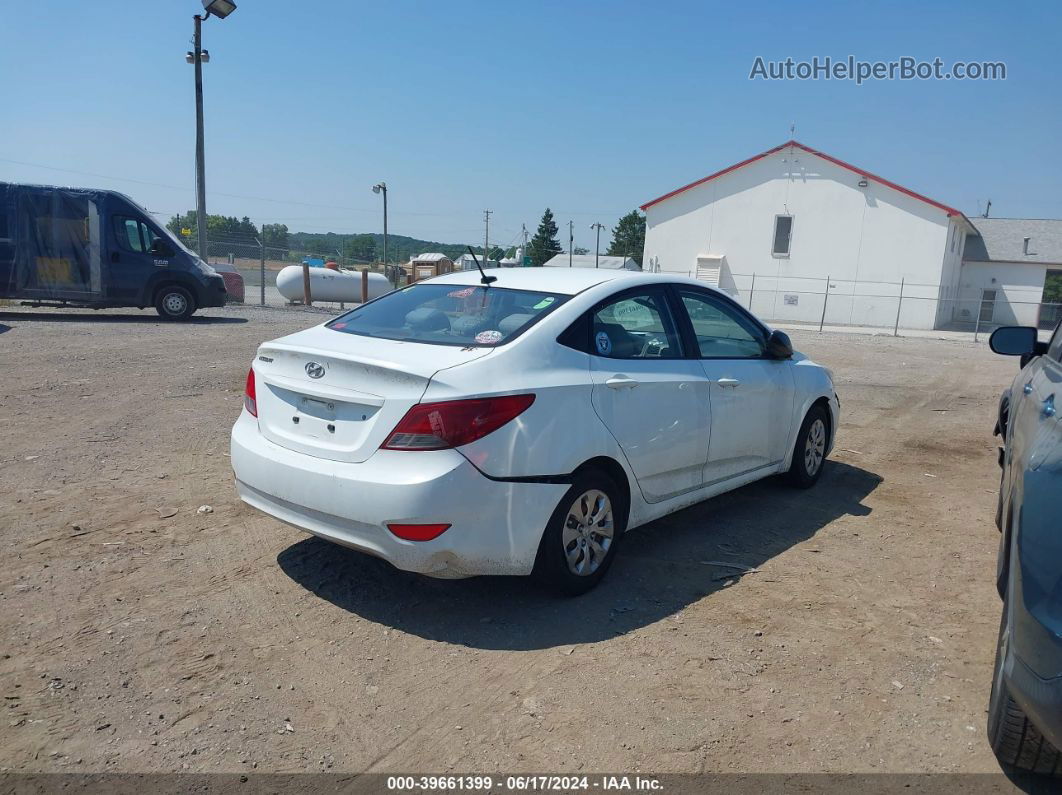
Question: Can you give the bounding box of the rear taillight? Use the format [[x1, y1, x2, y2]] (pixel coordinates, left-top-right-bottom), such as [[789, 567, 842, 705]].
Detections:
[[387, 523, 452, 541], [244, 367, 257, 417], [382, 394, 535, 451]]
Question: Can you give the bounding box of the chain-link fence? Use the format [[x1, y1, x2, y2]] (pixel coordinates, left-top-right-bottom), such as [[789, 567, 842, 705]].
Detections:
[[180, 231, 391, 308], [684, 271, 1061, 338]]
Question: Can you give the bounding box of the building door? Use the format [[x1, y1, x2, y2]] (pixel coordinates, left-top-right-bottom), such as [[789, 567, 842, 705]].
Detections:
[[979, 289, 997, 325]]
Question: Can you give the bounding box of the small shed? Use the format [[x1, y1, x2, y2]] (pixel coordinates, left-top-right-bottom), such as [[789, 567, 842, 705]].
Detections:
[[410, 252, 454, 281]]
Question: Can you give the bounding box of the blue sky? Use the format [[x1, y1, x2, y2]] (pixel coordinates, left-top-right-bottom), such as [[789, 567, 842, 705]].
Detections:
[[2, 0, 1059, 251]]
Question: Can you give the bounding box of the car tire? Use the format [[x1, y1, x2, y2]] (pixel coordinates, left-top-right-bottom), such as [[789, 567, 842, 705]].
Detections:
[[785, 404, 830, 488], [155, 285, 197, 321], [532, 471, 624, 596], [988, 595, 1062, 777]]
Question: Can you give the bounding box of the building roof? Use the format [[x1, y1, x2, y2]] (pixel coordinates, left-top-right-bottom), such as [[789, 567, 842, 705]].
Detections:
[[412, 252, 452, 263], [541, 254, 640, 270], [640, 139, 964, 219], [964, 218, 1062, 265]]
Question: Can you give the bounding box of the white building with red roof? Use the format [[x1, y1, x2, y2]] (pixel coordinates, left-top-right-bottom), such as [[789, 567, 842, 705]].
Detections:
[[640, 140, 983, 330]]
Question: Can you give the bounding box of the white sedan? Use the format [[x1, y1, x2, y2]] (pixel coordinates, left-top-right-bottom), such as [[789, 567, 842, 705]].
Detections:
[[231, 268, 839, 594]]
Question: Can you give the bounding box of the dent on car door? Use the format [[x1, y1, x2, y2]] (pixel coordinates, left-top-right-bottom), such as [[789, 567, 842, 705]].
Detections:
[[673, 288, 796, 485], [587, 286, 711, 503]]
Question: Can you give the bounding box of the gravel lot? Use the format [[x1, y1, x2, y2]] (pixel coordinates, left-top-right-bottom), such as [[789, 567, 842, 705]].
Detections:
[[0, 303, 1017, 776]]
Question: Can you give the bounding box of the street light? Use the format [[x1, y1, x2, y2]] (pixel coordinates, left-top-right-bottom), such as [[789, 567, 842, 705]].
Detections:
[[189, 0, 237, 263], [372, 182, 389, 281]]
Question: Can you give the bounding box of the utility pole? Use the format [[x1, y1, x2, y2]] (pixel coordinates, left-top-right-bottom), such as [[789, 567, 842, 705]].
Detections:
[[483, 209, 492, 266], [521, 224, 528, 267], [590, 222, 605, 268], [192, 13, 208, 262], [568, 220, 574, 267]]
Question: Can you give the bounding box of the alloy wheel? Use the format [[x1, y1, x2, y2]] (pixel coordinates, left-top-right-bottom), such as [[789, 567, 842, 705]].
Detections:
[[561, 489, 614, 576], [804, 418, 826, 476]]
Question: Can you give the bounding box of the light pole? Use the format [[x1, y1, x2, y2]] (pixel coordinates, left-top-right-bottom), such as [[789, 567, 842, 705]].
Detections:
[[590, 222, 605, 268], [187, 0, 237, 263], [372, 182, 388, 280]]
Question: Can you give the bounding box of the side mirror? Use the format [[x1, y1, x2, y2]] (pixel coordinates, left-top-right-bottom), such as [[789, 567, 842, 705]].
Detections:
[[150, 239, 173, 257], [989, 326, 1037, 356], [989, 326, 1047, 369], [766, 329, 793, 359]]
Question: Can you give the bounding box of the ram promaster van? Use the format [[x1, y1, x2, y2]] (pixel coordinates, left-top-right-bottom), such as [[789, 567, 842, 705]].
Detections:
[[0, 182, 227, 320]]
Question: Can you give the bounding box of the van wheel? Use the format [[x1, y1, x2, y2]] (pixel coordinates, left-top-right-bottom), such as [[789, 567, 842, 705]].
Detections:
[[532, 471, 623, 596], [155, 285, 196, 321], [786, 405, 829, 488]]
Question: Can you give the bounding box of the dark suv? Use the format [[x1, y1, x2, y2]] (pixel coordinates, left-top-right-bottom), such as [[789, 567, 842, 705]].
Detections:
[[987, 321, 1062, 777]]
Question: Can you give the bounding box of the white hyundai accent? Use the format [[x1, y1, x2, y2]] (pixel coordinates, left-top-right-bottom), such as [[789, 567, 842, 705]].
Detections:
[[231, 268, 838, 594]]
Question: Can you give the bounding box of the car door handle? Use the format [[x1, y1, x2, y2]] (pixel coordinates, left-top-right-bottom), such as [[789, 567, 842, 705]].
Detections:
[[605, 376, 639, 390], [1023, 382, 1034, 395], [717, 378, 741, 389]]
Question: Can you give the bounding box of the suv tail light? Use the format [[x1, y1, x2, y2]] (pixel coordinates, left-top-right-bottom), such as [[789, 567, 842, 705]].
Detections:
[[382, 394, 535, 451], [244, 367, 257, 417]]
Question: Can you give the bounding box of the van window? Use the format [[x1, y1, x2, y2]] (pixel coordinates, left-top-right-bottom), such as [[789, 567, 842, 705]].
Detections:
[[114, 216, 159, 253]]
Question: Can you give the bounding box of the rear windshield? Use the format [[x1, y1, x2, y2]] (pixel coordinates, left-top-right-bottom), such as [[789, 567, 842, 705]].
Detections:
[[326, 283, 569, 347]]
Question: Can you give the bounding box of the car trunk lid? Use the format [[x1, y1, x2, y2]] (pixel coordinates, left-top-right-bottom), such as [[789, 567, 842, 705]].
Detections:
[[252, 325, 492, 463]]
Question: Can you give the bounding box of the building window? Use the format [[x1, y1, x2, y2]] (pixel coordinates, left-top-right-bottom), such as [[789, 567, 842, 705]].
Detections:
[[950, 225, 957, 252], [772, 215, 793, 257]]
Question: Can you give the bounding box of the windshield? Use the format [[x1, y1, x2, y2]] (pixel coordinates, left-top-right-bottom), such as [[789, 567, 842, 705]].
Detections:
[[326, 283, 569, 347]]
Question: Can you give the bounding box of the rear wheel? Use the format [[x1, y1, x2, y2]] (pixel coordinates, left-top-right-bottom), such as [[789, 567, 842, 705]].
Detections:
[[532, 471, 623, 596], [988, 595, 1062, 777], [155, 285, 196, 321], [786, 405, 829, 488]]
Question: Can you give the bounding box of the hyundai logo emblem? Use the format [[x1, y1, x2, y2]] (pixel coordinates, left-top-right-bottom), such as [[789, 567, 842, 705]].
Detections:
[[305, 361, 326, 379]]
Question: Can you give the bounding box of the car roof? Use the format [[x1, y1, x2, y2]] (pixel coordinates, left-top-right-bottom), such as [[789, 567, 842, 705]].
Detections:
[[426, 267, 685, 295]]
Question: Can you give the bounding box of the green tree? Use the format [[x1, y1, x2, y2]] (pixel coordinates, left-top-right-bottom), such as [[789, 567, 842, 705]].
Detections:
[[261, 223, 289, 254], [573, 246, 589, 255], [606, 210, 646, 266], [528, 207, 562, 266]]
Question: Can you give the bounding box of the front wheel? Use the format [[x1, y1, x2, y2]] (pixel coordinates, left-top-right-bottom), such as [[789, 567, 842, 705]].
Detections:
[[155, 285, 197, 321], [988, 595, 1062, 777], [532, 472, 623, 596], [786, 405, 829, 488]]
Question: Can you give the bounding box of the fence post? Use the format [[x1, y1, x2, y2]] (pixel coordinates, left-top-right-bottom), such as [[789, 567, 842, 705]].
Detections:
[[819, 275, 831, 332], [302, 262, 312, 307], [259, 235, 266, 306], [893, 277, 904, 337], [748, 273, 756, 311], [361, 268, 369, 304]]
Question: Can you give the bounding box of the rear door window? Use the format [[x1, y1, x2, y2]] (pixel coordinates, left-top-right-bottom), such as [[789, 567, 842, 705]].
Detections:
[[326, 283, 569, 347]]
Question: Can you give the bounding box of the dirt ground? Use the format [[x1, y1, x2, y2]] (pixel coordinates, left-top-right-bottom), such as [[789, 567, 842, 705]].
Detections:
[[0, 303, 1018, 776]]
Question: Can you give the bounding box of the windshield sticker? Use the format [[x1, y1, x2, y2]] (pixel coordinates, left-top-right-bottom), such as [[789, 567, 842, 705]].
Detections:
[[475, 329, 503, 344], [447, 287, 476, 299], [595, 331, 612, 355], [532, 296, 556, 310], [331, 322, 347, 329]]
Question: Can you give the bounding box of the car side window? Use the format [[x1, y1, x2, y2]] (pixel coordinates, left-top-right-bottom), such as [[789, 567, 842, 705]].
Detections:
[[590, 290, 683, 359], [677, 289, 766, 359], [113, 216, 159, 253]]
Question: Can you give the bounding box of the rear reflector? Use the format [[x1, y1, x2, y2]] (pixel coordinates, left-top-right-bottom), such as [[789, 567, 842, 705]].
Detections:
[[387, 523, 451, 542], [244, 367, 257, 417], [382, 394, 535, 451]]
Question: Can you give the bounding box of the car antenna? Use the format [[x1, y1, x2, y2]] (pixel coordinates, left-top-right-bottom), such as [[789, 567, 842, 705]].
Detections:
[[467, 246, 497, 286]]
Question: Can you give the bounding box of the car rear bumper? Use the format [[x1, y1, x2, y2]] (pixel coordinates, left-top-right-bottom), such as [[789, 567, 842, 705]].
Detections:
[[230, 412, 566, 577]]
